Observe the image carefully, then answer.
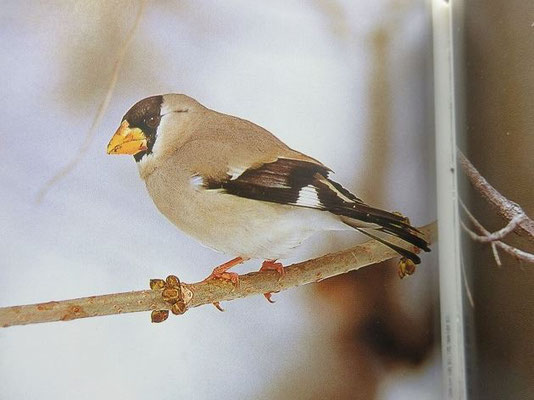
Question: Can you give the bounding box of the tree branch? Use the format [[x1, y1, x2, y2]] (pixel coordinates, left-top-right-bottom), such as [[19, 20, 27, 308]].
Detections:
[[459, 201, 534, 265], [457, 150, 534, 242], [0, 223, 436, 328]]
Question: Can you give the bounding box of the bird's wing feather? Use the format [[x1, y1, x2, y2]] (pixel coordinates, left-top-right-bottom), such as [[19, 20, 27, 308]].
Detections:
[[203, 157, 359, 208], [200, 157, 430, 260]]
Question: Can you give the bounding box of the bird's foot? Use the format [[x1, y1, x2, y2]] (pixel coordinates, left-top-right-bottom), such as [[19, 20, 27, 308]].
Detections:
[[398, 257, 417, 279], [201, 256, 247, 286], [260, 260, 285, 277], [200, 256, 248, 311], [260, 260, 285, 303], [203, 271, 240, 286], [149, 275, 191, 322]]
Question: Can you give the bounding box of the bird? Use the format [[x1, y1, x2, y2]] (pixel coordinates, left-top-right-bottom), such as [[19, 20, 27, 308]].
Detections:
[[107, 94, 430, 296]]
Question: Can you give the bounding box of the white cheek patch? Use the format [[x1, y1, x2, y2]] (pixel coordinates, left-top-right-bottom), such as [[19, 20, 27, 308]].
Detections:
[[160, 102, 174, 116], [150, 120, 166, 158], [228, 166, 246, 180], [190, 175, 205, 189], [294, 185, 323, 208]]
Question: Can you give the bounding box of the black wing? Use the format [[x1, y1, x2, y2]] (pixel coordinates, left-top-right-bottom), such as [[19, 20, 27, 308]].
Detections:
[[203, 158, 430, 263], [205, 158, 359, 206]]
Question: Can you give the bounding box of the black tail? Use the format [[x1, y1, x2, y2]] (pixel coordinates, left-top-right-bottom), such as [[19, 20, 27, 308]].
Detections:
[[336, 203, 430, 264]]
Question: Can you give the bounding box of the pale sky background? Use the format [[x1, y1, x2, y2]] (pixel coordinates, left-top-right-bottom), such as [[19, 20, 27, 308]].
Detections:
[[0, 1, 438, 399]]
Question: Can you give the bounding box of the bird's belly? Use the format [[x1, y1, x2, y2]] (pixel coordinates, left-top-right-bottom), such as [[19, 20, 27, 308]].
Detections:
[[145, 174, 343, 260]]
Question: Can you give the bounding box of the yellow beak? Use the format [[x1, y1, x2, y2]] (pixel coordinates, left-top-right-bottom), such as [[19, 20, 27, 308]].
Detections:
[[107, 120, 148, 155]]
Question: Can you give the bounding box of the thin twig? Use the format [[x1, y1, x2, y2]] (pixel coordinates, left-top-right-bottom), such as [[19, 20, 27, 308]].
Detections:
[[457, 150, 534, 242], [0, 223, 436, 328], [36, 0, 147, 202], [490, 241, 502, 267], [460, 201, 534, 265], [462, 214, 526, 243], [460, 256, 475, 308]]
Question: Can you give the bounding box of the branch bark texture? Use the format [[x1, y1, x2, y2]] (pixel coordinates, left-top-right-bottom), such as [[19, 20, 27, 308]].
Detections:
[[0, 223, 436, 328], [458, 150, 534, 242]]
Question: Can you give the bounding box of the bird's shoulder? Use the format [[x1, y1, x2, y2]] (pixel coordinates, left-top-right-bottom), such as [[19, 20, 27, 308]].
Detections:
[[168, 109, 324, 181]]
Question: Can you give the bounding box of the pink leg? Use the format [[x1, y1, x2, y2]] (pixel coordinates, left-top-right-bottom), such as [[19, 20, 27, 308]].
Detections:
[[201, 257, 249, 311], [201, 256, 248, 285]]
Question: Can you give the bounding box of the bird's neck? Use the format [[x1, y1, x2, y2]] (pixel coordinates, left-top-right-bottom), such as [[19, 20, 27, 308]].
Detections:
[[136, 153, 158, 180]]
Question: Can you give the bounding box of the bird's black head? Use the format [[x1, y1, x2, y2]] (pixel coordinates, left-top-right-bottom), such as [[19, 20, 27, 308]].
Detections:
[[107, 95, 163, 161]]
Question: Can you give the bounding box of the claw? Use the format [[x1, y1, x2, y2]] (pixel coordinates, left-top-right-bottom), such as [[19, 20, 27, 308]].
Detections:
[[219, 271, 240, 286], [202, 269, 240, 288], [260, 260, 285, 279], [263, 292, 277, 303], [259, 260, 284, 303], [213, 302, 225, 312]]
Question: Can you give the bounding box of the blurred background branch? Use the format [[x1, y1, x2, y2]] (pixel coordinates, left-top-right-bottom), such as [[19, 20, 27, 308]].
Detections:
[[458, 150, 534, 265], [460, 201, 534, 265], [36, 0, 147, 202], [458, 150, 534, 242]]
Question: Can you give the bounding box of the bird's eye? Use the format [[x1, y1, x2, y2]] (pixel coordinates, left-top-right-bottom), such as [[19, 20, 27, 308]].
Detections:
[[145, 115, 160, 128]]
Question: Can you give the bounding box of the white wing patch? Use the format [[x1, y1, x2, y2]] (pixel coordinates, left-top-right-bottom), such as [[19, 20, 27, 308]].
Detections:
[[320, 178, 356, 203], [190, 175, 204, 189], [228, 166, 246, 180], [294, 185, 323, 208]]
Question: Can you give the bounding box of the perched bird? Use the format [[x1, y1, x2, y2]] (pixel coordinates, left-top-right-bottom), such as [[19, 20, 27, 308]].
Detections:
[[107, 94, 430, 290]]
